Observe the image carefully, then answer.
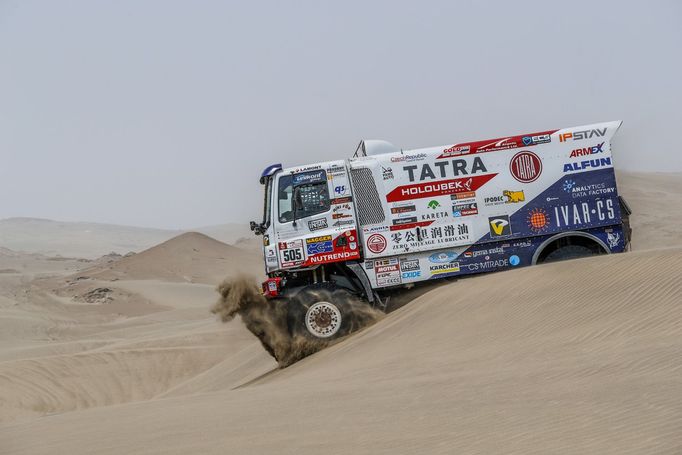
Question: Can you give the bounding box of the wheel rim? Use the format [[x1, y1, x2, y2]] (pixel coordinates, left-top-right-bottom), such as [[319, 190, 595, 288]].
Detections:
[[305, 301, 342, 338]]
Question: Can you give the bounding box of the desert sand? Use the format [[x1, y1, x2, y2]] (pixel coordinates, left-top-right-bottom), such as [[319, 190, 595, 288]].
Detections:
[[1, 172, 681, 454]]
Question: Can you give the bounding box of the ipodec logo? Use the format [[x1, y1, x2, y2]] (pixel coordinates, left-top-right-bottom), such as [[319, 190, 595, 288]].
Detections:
[[569, 142, 605, 158], [559, 128, 607, 142]]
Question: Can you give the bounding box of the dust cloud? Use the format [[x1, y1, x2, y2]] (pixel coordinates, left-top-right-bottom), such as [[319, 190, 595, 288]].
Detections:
[[212, 275, 382, 367]]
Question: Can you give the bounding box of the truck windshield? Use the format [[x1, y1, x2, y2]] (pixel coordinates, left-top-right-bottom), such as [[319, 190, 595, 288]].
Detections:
[[278, 173, 330, 223]]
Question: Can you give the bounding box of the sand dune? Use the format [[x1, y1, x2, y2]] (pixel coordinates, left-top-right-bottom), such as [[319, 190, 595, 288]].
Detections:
[[2, 246, 682, 454], [75, 232, 262, 285], [0, 234, 273, 425], [1, 172, 682, 454], [0, 218, 251, 258]]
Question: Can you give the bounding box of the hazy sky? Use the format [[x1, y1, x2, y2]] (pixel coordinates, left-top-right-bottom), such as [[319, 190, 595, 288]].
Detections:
[[1, 0, 680, 229]]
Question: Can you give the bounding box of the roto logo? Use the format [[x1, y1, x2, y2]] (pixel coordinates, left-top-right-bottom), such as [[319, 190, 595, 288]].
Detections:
[[510, 151, 542, 183], [367, 234, 387, 254]]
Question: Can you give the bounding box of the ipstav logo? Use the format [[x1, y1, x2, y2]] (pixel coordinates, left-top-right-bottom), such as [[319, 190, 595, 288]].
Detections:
[[559, 128, 607, 142]]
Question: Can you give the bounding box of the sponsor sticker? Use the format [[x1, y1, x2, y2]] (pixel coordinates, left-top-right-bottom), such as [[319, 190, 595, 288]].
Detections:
[[563, 157, 612, 172], [279, 239, 305, 267], [367, 234, 387, 253], [390, 204, 416, 214], [308, 218, 328, 231], [569, 142, 605, 158], [429, 251, 458, 263], [451, 191, 476, 200], [559, 128, 607, 142], [382, 166, 394, 180], [385, 174, 497, 202], [293, 170, 326, 185], [331, 196, 352, 205], [400, 258, 420, 271], [375, 258, 401, 286], [489, 215, 512, 237], [452, 202, 478, 217], [527, 208, 550, 232], [553, 199, 616, 228], [510, 151, 542, 183], [429, 262, 460, 275], [305, 235, 333, 255]]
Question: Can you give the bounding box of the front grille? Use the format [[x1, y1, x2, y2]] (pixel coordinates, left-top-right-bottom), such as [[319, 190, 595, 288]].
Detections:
[[350, 168, 385, 226]]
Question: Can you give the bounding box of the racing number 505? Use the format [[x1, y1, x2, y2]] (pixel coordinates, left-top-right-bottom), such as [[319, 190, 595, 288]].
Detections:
[[283, 249, 303, 262]]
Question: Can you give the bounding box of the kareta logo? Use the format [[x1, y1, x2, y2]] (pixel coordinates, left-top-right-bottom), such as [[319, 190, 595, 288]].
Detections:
[[488, 215, 511, 237], [569, 142, 604, 158], [559, 128, 607, 142], [427, 200, 440, 209]]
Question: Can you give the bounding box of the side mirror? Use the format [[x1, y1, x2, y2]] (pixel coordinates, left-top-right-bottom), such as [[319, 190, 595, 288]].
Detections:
[[250, 221, 263, 236]]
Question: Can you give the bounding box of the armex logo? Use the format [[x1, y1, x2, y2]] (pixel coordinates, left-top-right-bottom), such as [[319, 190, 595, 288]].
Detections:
[[569, 142, 605, 158]]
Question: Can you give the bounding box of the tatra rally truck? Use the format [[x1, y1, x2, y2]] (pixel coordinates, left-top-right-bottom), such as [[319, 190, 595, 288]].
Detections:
[[250, 121, 632, 341]]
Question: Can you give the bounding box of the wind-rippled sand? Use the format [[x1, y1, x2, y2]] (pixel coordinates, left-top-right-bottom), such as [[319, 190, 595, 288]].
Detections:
[[1, 172, 681, 454]]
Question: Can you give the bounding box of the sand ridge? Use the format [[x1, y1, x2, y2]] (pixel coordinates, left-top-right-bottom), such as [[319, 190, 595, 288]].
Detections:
[[0, 172, 681, 454]]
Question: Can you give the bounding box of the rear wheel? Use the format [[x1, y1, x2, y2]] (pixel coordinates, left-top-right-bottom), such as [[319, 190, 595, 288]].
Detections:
[[543, 244, 595, 263], [287, 285, 373, 340]]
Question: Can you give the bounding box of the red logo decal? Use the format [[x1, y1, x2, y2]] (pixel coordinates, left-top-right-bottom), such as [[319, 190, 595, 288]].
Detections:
[[510, 151, 542, 183], [367, 234, 387, 254], [385, 173, 497, 202]]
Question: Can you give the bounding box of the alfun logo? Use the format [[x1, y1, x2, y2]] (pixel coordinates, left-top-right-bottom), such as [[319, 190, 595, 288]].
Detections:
[[488, 215, 512, 237]]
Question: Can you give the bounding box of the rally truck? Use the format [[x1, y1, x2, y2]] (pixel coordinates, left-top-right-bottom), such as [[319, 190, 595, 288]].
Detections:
[[250, 121, 631, 341]]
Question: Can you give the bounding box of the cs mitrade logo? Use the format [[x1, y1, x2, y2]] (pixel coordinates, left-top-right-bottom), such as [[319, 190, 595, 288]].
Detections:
[[489, 215, 512, 237]]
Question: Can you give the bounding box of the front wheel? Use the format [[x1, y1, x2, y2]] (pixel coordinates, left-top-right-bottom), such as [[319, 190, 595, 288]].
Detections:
[[286, 285, 375, 340]]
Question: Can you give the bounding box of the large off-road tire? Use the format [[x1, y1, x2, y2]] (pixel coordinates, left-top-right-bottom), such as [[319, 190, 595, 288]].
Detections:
[[286, 285, 371, 341], [543, 244, 596, 263]]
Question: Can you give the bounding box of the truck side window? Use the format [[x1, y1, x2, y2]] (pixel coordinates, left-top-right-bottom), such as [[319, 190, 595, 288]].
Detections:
[[278, 174, 330, 223]]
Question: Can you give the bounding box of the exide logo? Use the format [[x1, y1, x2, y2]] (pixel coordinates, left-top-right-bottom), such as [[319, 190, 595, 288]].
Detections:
[[559, 128, 607, 142], [569, 142, 604, 158]]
